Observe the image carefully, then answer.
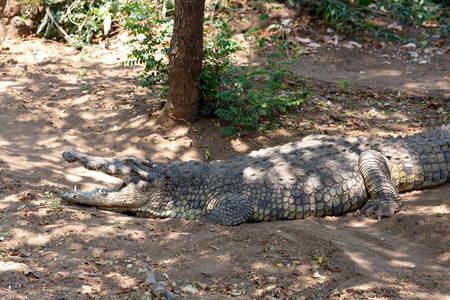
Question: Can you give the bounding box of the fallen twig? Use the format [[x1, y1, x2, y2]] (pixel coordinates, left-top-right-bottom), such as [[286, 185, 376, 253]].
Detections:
[[143, 263, 179, 299], [45, 7, 75, 45]]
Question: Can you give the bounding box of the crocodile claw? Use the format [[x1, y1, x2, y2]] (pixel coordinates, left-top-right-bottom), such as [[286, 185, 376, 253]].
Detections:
[[361, 197, 402, 219]]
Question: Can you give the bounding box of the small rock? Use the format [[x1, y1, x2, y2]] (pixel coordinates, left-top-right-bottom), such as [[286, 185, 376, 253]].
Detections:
[[296, 37, 311, 44], [292, 268, 303, 276], [9, 16, 34, 37], [23, 268, 33, 275], [403, 42, 417, 48]]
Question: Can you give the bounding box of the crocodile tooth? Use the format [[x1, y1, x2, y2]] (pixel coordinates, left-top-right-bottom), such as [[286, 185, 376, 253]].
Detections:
[[74, 185, 77, 194]]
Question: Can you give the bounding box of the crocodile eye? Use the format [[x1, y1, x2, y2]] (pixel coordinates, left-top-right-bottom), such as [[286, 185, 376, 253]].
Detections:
[[143, 174, 161, 187]]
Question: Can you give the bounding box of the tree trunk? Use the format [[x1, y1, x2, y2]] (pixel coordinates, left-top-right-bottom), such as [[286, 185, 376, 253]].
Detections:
[[155, 0, 205, 127]]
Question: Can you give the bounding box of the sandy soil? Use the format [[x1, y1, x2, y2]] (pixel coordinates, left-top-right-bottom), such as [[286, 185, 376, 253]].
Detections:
[[0, 32, 449, 299]]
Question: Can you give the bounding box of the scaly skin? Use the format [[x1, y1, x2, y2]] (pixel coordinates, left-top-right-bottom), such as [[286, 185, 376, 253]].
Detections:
[[62, 125, 450, 225]]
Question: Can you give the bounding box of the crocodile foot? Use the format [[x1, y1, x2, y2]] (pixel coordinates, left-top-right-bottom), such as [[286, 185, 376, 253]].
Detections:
[[360, 197, 402, 220]]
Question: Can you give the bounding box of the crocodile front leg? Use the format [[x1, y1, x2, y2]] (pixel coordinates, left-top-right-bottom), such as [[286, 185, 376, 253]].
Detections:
[[200, 193, 253, 226], [358, 150, 401, 219]]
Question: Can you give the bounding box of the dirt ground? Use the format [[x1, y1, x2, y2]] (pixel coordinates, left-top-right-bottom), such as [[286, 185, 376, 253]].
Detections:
[[0, 26, 449, 299]]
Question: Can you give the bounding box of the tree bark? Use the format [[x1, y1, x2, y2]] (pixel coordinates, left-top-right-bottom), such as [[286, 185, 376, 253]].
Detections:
[[0, 0, 11, 18], [155, 0, 205, 127]]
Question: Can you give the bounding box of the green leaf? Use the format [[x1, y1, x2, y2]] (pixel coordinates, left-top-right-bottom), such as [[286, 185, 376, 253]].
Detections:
[[259, 14, 269, 21], [359, 0, 373, 6]]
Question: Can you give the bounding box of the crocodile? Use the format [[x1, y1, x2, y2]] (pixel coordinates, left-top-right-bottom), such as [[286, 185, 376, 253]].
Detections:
[[62, 125, 450, 225]]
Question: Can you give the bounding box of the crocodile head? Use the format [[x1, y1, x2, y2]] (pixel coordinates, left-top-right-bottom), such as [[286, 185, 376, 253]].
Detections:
[[62, 149, 163, 211]]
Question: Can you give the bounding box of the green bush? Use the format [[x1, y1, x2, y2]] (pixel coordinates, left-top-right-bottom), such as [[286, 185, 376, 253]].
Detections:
[[199, 18, 241, 107], [203, 39, 308, 136], [303, 0, 449, 41], [20, 0, 121, 48], [122, 1, 172, 90]]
